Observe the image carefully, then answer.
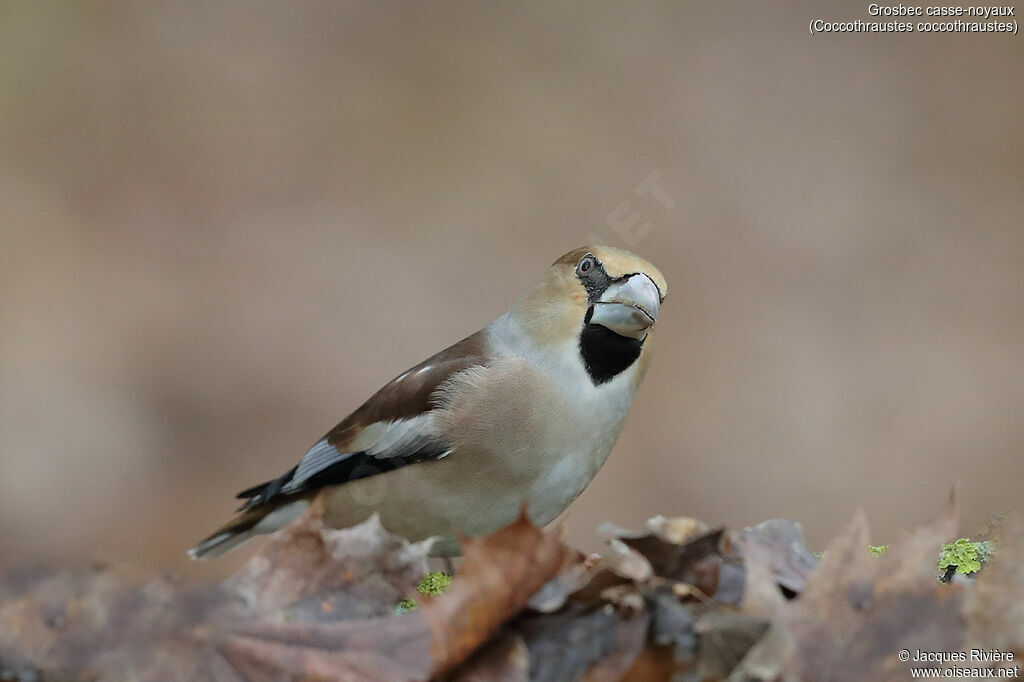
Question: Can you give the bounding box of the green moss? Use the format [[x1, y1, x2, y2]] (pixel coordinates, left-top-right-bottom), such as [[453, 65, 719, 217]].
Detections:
[[975, 540, 996, 564], [938, 538, 994, 578], [395, 571, 452, 614], [417, 571, 452, 597], [868, 544, 888, 557]]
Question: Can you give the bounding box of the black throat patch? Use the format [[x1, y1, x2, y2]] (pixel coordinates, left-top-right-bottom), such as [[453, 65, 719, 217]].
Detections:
[[575, 254, 645, 384], [579, 317, 644, 384]]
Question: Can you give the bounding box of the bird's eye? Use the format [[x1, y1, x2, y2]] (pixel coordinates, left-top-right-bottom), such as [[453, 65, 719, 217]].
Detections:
[[576, 255, 596, 276]]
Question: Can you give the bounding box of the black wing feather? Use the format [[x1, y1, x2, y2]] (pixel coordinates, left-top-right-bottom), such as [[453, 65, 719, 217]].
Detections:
[[235, 441, 449, 511]]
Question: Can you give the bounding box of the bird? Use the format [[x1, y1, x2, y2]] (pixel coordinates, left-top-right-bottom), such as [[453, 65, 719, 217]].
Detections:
[[189, 246, 666, 560]]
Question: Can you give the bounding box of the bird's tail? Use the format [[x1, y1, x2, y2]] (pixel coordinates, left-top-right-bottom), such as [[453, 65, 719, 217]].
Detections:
[[187, 498, 310, 560]]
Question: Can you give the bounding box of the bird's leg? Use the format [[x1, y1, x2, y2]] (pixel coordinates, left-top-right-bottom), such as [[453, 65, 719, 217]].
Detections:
[[443, 556, 456, 575]]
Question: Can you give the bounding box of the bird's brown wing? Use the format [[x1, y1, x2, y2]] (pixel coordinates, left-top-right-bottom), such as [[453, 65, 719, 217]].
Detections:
[[234, 330, 489, 509]]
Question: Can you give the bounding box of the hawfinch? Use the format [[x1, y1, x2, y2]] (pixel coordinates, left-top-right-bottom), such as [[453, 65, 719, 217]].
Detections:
[[189, 246, 666, 559]]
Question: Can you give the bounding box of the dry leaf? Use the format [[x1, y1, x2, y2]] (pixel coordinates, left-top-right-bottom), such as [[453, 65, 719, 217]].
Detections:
[[622, 528, 745, 605], [778, 498, 963, 682], [447, 632, 530, 682], [509, 605, 646, 682], [423, 511, 571, 676], [6, 488, 1024, 682], [965, 510, 1024, 659], [227, 509, 432, 614], [734, 519, 817, 596], [645, 516, 710, 545], [693, 608, 769, 680]]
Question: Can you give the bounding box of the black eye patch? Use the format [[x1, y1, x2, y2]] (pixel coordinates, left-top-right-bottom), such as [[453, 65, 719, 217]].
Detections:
[[577, 258, 616, 304]]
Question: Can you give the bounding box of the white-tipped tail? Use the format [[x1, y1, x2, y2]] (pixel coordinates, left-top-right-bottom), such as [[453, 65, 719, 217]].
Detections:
[[187, 529, 255, 560], [187, 499, 309, 560]]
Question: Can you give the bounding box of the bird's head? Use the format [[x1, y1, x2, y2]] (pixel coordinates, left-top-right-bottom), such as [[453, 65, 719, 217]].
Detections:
[[512, 246, 666, 383]]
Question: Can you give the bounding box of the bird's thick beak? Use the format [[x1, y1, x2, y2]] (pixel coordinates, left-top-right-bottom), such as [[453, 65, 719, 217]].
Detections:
[[589, 274, 661, 340]]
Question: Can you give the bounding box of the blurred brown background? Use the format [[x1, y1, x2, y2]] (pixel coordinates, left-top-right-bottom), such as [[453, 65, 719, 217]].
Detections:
[[2, 2, 1022, 580]]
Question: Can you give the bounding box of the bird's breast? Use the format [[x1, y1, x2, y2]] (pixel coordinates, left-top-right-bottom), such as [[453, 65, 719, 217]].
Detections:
[[436, 350, 638, 527]]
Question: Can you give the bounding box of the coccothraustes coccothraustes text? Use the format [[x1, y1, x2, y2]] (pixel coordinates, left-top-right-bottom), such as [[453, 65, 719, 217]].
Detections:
[[189, 246, 666, 559]]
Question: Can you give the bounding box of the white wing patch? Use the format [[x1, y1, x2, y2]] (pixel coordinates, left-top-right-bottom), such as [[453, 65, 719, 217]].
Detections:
[[366, 413, 439, 457], [285, 413, 444, 492], [289, 438, 344, 488]]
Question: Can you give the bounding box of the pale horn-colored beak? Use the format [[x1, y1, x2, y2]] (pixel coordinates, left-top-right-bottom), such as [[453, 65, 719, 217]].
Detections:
[[589, 274, 661, 340]]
